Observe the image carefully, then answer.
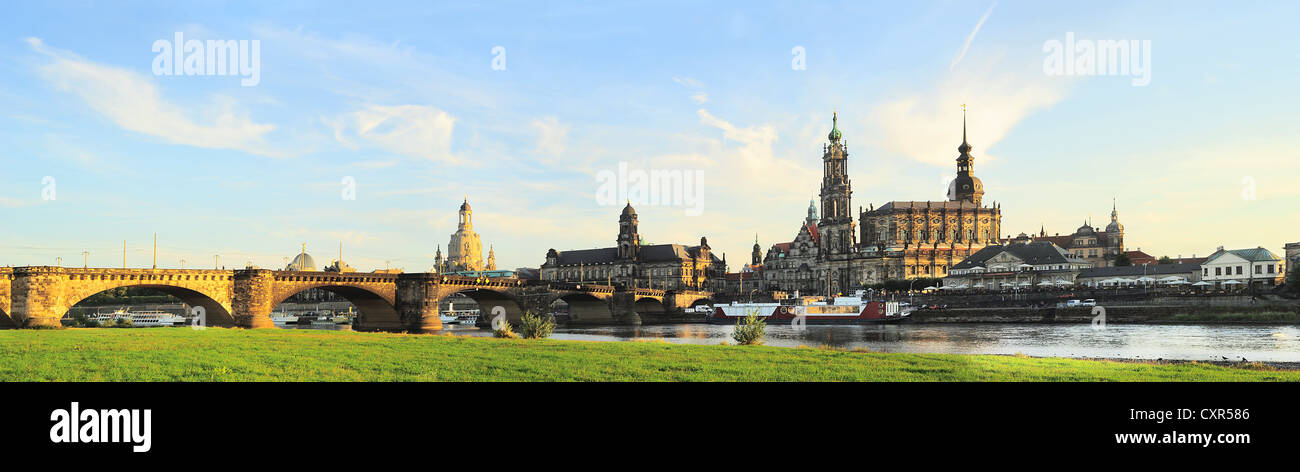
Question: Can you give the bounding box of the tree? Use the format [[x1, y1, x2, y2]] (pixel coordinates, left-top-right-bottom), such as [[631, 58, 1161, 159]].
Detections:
[[1114, 253, 1133, 267], [1157, 256, 1174, 265]]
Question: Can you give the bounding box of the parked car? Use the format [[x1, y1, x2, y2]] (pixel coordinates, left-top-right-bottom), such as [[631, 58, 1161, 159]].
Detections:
[[1080, 299, 1097, 307], [1065, 299, 1083, 307]]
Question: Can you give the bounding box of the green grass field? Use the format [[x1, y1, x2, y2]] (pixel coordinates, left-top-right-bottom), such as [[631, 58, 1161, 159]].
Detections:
[[1, 328, 1297, 381]]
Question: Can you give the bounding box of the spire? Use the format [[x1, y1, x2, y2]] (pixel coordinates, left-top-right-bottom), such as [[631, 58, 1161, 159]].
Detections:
[[958, 104, 971, 154], [827, 110, 842, 142]]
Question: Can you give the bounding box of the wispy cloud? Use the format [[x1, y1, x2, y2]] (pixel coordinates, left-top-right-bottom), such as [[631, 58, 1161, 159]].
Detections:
[[326, 104, 458, 164], [949, 3, 997, 71], [531, 116, 569, 159], [26, 37, 284, 158]]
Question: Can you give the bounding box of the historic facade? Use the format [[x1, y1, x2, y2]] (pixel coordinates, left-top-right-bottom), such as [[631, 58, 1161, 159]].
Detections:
[[1004, 200, 1126, 268], [539, 202, 724, 290], [435, 198, 492, 273], [757, 109, 1003, 296]]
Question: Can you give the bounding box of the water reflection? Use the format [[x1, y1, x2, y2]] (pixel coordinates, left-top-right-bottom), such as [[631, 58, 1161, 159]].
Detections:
[[283, 321, 1300, 362]]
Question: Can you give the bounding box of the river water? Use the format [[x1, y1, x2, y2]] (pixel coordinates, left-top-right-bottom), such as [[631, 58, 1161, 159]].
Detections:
[[278, 322, 1300, 362]]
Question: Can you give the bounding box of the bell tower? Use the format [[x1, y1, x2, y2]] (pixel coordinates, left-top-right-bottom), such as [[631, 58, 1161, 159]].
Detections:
[[617, 201, 639, 260], [818, 111, 855, 254]]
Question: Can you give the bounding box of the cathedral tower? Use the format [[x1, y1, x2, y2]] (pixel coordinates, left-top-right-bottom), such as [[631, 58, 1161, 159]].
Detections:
[[752, 234, 762, 266], [949, 106, 985, 206], [818, 111, 854, 254]]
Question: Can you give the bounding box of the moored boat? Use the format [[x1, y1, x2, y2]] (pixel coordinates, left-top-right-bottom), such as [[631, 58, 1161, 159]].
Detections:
[[710, 291, 911, 324]]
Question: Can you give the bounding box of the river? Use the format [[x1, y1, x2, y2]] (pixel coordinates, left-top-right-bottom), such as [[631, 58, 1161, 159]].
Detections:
[[276, 321, 1300, 362]]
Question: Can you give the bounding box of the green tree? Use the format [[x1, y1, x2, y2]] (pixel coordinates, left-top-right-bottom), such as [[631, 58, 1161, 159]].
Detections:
[[1157, 256, 1174, 265], [1114, 253, 1133, 267]]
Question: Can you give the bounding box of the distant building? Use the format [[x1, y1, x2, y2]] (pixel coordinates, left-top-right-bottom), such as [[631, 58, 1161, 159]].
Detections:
[[1201, 247, 1284, 288], [435, 198, 494, 273], [1075, 263, 1203, 287], [1285, 242, 1300, 272], [1123, 250, 1158, 266], [539, 202, 724, 290], [285, 243, 318, 271], [944, 241, 1092, 289], [1004, 201, 1126, 268]]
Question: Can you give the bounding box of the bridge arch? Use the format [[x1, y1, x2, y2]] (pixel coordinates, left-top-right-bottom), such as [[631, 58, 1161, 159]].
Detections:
[[270, 283, 398, 331], [443, 287, 527, 326], [554, 293, 615, 324], [66, 284, 236, 327], [632, 297, 668, 319]]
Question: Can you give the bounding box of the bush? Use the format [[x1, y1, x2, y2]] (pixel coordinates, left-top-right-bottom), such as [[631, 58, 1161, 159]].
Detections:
[[492, 320, 519, 339], [731, 310, 766, 345], [70, 312, 89, 327], [519, 312, 555, 339], [114, 317, 134, 328]]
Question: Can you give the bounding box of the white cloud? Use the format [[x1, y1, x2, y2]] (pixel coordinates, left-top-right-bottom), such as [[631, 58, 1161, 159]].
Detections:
[[690, 92, 709, 105], [530, 116, 569, 158], [27, 37, 283, 157], [871, 61, 1067, 167], [327, 104, 458, 164]]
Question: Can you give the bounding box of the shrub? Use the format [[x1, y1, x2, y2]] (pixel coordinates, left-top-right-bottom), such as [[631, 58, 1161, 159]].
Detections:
[[114, 317, 134, 328], [518, 312, 555, 339], [492, 320, 519, 339], [731, 310, 766, 345], [71, 312, 89, 327]]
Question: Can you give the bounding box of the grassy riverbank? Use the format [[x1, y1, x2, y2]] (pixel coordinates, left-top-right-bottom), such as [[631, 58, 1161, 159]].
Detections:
[[1, 328, 1297, 381]]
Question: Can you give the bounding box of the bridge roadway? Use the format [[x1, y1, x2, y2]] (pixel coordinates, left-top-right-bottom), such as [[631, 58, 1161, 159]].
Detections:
[[0, 267, 713, 331]]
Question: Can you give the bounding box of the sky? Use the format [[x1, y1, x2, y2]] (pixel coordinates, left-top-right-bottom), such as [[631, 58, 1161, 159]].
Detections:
[[2, 1, 1298, 272]]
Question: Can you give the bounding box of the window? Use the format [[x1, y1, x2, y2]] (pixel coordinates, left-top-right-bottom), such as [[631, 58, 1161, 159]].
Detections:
[[1268, 265, 1275, 274], [1215, 267, 1222, 276], [1236, 266, 1243, 275], [1256, 265, 1262, 274]]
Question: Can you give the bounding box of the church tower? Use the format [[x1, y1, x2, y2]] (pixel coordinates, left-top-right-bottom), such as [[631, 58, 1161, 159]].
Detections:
[[446, 197, 485, 271], [1105, 198, 1125, 255], [486, 245, 497, 271], [752, 234, 762, 266], [818, 111, 854, 254], [617, 201, 639, 260], [949, 106, 985, 206], [806, 199, 819, 226]]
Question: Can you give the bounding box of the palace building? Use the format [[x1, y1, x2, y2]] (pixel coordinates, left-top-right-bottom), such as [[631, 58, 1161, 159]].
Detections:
[[1003, 200, 1127, 268], [540, 202, 724, 290], [435, 198, 496, 273], [757, 109, 1004, 295]]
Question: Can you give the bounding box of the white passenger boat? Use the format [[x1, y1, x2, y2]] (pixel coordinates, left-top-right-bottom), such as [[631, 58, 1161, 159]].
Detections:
[[92, 308, 186, 327], [710, 290, 912, 324], [271, 312, 299, 324]]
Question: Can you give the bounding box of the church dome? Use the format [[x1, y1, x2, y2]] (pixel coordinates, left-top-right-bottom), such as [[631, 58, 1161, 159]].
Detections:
[[621, 201, 637, 218], [1075, 223, 1095, 235], [459, 198, 471, 212], [286, 249, 316, 271], [1106, 220, 1124, 233]]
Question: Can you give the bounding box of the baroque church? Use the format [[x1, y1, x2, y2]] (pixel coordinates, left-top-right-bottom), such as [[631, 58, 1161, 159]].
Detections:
[[435, 198, 497, 273], [539, 202, 725, 290], [753, 109, 1003, 295], [1003, 200, 1126, 268]]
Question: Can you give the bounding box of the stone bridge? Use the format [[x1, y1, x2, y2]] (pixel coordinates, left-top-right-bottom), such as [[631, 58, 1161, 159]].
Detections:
[[0, 266, 713, 331]]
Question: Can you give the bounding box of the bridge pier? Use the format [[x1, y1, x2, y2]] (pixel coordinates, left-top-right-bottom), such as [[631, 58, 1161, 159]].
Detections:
[[232, 269, 275, 329], [11, 267, 69, 328], [396, 274, 443, 332]]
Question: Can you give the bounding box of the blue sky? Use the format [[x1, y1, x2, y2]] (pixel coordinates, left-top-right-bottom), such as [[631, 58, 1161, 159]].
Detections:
[[2, 1, 1298, 271]]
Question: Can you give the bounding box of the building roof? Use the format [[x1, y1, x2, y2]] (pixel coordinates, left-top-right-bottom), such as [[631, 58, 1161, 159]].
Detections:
[[952, 241, 1082, 270], [872, 200, 985, 212], [1124, 250, 1158, 265], [1205, 247, 1281, 264], [554, 247, 618, 265], [1077, 263, 1201, 279]]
